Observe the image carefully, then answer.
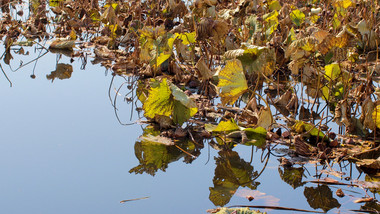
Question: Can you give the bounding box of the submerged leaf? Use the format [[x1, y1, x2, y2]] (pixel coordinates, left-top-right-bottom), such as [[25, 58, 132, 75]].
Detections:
[[217, 59, 248, 105]]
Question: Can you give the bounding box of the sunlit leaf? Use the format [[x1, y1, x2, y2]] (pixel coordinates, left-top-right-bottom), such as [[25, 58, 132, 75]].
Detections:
[[256, 107, 273, 130], [333, 0, 353, 8], [332, 13, 341, 29], [139, 134, 174, 146], [217, 59, 248, 105], [49, 39, 75, 50], [177, 32, 196, 45], [143, 78, 173, 118], [211, 119, 240, 133], [325, 63, 341, 80], [263, 10, 279, 35], [290, 9, 305, 27], [155, 52, 171, 68], [372, 105, 380, 129]]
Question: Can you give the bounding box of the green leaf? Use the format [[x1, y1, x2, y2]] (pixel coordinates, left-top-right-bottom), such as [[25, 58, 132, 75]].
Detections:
[[170, 83, 198, 125], [143, 78, 173, 118], [243, 127, 267, 147], [217, 59, 248, 105], [290, 9, 305, 27], [268, 0, 281, 11]]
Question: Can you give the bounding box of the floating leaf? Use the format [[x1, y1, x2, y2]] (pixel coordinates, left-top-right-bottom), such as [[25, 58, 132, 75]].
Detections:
[[211, 207, 264, 214], [139, 134, 174, 146], [243, 127, 267, 147], [49, 39, 75, 50], [217, 59, 248, 105], [211, 119, 240, 133]]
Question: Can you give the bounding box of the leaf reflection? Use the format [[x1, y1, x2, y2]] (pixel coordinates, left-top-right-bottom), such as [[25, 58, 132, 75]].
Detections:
[[278, 166, 306, 189], [209, 151, 260, 207], [303, 185, 341, 212], [46, 63, 73, 81], [129, 126, 198, 176]]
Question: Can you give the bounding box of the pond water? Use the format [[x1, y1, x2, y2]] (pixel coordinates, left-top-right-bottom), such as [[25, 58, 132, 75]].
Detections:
[[0, 47, 378, 214]]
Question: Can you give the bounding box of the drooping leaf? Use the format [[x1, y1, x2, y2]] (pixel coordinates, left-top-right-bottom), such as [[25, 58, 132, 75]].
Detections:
[[170, 83, 198, 125], [217, 59, 248, 105], [143, 78, 173, 118]]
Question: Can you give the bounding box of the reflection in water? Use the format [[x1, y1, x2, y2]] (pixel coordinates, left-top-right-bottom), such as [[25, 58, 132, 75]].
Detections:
[[129, 126, 199, 176], [47, 63, 73, 81], [278, 166, 305, 189], [209, 151, 260, 207], [304, 184, 341, 212]]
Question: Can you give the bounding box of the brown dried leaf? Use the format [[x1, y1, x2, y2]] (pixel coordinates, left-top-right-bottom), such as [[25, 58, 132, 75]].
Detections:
[[195, 56, 213, 80]]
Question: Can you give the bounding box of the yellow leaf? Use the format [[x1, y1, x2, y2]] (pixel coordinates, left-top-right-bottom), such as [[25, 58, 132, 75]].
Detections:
[[333, 0, 352, 8], [154, 53, 171, 69], [143, 78, 173, 118], [325, 63, 341, 80], [217, 59, 248, 105], [372, 105, 380, 129], [290, 9, 305, 27], [69, 29, 77, 41], [211, 119, 240, 133]]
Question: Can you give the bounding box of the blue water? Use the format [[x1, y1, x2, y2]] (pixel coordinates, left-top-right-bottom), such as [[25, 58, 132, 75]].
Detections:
[[0, 47, 378, 214]]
